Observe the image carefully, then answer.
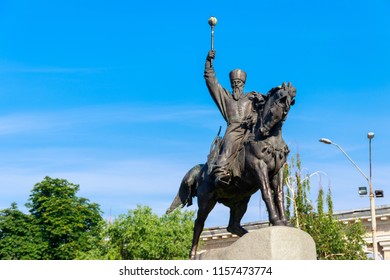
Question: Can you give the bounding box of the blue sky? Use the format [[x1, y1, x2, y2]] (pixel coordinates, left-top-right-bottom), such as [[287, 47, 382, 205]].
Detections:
[[0, 0, 389, 227]]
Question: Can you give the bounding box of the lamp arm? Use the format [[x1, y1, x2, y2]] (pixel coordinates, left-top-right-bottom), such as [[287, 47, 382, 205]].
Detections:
[[333, 143, 369, 182]]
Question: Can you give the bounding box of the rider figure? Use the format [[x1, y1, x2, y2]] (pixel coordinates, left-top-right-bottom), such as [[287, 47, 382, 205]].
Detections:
[[204, 50, 266, 188]]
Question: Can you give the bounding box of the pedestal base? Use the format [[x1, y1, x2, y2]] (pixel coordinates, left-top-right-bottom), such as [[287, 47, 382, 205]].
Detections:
[[198, 226, 316, 260]]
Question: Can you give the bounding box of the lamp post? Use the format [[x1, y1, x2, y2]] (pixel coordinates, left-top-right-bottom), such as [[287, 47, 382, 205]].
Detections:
[[367, 132, 377, 260], [319, 134, 378, 260]]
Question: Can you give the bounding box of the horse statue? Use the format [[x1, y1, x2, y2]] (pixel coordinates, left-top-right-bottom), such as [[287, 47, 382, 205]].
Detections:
[[167, 82, 296, 259]]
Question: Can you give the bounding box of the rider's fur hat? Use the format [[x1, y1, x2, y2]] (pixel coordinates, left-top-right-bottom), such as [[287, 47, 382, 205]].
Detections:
[[229, 69, 246, 84]]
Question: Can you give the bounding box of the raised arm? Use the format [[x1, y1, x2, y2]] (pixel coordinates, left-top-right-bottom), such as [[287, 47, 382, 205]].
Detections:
[[203, 50, 229, 122]]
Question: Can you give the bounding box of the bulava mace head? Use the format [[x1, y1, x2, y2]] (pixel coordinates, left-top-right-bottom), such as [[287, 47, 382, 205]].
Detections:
[[229, 69, 247, 84], [208, 16, 218, 27]]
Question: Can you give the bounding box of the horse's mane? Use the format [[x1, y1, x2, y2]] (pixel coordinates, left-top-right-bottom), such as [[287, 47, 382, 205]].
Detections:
[[253, 83, 296, 139]]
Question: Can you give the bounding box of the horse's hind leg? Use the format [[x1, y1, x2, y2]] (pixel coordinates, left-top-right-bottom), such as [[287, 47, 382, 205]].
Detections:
[[190, 183, 217, 260], [227, 197, 250, 237]]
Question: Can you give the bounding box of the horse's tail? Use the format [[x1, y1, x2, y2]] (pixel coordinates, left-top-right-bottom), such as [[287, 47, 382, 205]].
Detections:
[[166, 164, 204, 214]]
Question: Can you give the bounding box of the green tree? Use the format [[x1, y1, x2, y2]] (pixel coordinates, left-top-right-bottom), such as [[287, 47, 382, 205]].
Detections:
[[0, 203, 46, 259], [25, 176, 103, 259], [284, 154, 367, 260], [106, 205, 194, 260], [74, 219, 110, 260]]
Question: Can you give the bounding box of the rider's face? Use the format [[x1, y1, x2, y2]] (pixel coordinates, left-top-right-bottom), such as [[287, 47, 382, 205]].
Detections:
[[231, 79, 244, 100], [231, 79, 244, 89]]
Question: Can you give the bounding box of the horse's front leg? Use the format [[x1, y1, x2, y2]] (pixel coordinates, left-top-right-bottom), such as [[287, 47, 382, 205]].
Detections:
[[253, 161, 284, 226], [271, 168, 292, 226]]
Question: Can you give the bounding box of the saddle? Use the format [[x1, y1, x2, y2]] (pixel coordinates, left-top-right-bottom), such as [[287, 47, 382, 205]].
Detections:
[[206, 132, 246, 179]]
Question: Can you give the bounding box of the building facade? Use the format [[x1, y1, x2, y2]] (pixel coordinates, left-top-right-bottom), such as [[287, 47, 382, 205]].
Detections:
[[199, 204, 390, 260]]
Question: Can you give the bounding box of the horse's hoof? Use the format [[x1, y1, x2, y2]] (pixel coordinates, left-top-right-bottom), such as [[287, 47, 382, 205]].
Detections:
[[189, 250, 197, 260], [227, 225, 248, 237], [271, 219, 285, 226]]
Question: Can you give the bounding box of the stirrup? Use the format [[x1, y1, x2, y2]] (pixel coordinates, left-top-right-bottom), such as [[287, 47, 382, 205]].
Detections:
[[215, 174, 231, 187]]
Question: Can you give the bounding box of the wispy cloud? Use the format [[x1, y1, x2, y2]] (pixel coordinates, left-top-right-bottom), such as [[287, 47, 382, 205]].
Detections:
[[0, 103, 211, 215], [0, 104, 218, 135], [0, 155, 194, 217], [0, 103, 220, 219], [0, 65, 105, 74]]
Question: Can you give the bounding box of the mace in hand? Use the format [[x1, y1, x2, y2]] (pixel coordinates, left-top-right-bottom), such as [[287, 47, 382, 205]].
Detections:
[[208, 16, 217, 51], [208, 16, 217, 67]]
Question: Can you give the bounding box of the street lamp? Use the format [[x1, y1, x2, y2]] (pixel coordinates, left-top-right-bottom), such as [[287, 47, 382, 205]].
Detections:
[[367, 132, 378, 260], [319, 134, 378, 260]]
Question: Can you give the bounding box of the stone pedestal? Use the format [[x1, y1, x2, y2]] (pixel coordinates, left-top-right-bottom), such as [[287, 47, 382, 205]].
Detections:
[[198, 226, 316, 260], [379, 241, 390, 260]]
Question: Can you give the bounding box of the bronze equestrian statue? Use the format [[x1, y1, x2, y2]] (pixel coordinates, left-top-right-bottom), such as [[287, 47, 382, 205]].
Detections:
[[167, 72, 296, 259], [167, 17, 296, 259]]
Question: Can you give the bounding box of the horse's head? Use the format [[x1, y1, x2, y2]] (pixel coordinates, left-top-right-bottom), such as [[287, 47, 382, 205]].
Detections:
[[259, 82, 296, 137]]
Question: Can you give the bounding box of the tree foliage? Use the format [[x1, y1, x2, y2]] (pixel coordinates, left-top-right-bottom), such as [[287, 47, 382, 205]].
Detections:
[[0, 176, 193, 260], [0, 176, 103, 260], [105, 205, 194, 260], [284, 154, 367, 260], [0, 203, 46, 259], [25, 176, 103, 259]]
